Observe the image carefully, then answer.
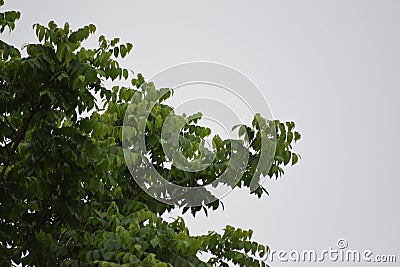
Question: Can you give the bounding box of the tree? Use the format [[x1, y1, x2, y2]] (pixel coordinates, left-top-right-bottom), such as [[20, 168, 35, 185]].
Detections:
[[0, 2, 301, 266]]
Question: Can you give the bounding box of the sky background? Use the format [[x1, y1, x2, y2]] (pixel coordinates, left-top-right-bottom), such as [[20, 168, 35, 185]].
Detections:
[[3, 1, 400, 266]]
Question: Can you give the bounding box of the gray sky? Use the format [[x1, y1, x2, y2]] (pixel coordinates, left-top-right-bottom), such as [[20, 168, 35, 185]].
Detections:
[[3, 1, 400, 266]]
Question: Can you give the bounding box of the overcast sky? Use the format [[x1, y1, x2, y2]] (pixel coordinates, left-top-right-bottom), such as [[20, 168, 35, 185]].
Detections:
[[3, 1, 400, 266]]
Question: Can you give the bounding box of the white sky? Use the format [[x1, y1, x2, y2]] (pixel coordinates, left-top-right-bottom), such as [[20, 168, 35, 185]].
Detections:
[[3, 1, 400, 266]]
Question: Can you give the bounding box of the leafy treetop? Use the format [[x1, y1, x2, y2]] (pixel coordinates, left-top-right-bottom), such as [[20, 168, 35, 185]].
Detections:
[[0, 2, 300, 266]]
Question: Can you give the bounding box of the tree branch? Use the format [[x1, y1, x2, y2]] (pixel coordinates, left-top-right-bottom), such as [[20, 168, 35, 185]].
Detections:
[[0, 103, 41, 181], [1, 114, 17, 137]]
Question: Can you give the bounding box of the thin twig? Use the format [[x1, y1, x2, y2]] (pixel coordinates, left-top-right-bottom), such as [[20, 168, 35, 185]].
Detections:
[[1, 114, 17, 137]]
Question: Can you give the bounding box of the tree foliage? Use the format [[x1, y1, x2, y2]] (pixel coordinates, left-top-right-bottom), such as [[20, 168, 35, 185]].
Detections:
[[0, 2, 301, 266]]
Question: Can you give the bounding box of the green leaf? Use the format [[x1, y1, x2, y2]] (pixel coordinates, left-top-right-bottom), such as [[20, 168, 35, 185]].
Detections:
[[126, 43, 133, 53], [283, 151, 291, 165], [287, 131, 293, 143], [292, 153, 299, 165], [150, 237, 160, 248], [120, 45, 127, 58], [113, 46, 119, 57], [294, 131, 301, 142], [123, 69, 128, 80], [238, 125, 246, 137], [39, 90, 56, 102]]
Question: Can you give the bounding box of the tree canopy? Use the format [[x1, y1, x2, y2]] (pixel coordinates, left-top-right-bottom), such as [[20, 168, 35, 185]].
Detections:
[[0, 2, 301, 266]]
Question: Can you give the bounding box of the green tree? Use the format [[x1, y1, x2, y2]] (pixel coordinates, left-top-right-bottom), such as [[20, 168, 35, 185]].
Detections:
[[0, 2, 301, 266]]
